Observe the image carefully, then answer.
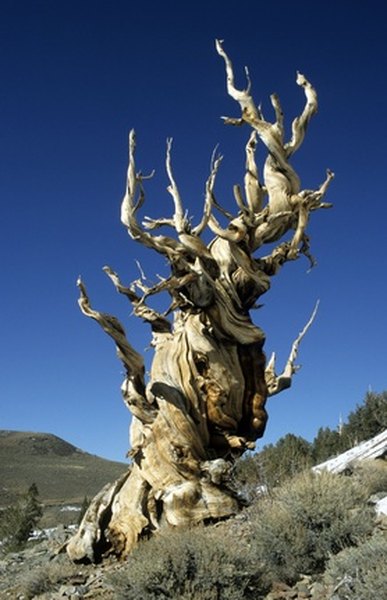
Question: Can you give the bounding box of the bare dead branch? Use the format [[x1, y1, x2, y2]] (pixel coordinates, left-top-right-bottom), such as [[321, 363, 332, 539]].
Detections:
[[120, 130, 183, 258], [77, 276, 159, 426], [165, 138, 187, 234], [215, 39, 260, 120], [233, 184, 248, 213], [285, 72, 318, 157], [208, 215, 247, 242], [216, 40, 291, 174], [102, 266, 172, 333], [142, 216, 176, 230], [192, 152, 223, 236], [77, 276, 145, 375], [265, 300, 320, 396], [244, 131, 265, 214], [300, 168, 335, 209], [270, 93, 284, 141], [216, 41, 330, 266]]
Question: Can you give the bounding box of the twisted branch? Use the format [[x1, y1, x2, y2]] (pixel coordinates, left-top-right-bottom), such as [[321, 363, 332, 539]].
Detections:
[[216, 39, 334, 259], [77, 277, 156, 423]]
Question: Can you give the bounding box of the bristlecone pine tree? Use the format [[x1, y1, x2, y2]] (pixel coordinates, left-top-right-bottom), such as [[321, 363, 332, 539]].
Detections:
[[67, 41, 334, 562]]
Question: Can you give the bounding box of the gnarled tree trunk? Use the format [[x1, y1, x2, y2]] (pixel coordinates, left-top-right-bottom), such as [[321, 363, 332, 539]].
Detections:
[[66, 41, 333, 562]]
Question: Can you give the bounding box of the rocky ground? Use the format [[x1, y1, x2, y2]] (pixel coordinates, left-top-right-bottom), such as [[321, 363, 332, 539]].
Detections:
[[0, 526, 120, 599]]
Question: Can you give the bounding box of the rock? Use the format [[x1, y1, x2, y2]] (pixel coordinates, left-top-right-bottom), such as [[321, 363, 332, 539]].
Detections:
[[310, 581, 326, 598], [375, 495, 387, 516], [296, 583, 311, 597], [58, 583, 88, 596], [265, 581, 293, 599], [0, 534, 124, 599]]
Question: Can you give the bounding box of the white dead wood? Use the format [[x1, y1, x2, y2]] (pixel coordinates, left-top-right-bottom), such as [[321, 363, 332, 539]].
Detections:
[[312, 429, 387, 475]]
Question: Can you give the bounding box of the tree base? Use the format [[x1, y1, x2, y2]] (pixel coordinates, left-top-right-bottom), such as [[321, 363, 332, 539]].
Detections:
[[66, 460, 240, 562]]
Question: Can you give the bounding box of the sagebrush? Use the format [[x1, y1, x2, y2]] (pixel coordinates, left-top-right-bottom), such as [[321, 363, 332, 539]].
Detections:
[[246, 470, 375, 585], [323, 533, 387, 600], [19, 558, 81, 600], [108, 525, 267, 600], [108, 468, 379, 598]]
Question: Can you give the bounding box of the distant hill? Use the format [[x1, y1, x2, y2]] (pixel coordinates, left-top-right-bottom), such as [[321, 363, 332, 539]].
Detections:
[[0, 430, 128, 526]]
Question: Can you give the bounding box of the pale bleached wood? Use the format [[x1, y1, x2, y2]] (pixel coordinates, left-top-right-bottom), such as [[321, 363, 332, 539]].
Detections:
[[67, 42, 333, 562], [312, 429, 387, 474]]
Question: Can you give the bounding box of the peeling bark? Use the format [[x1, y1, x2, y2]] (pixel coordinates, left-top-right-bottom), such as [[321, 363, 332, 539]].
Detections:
[[67, 41, 333, 562]]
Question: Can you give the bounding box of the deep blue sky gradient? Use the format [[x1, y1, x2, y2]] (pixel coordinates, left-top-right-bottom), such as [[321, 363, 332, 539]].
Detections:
[[1, 1, 386, 461]]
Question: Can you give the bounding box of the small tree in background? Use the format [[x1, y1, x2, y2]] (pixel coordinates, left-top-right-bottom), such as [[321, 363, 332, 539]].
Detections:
[[233, 389, 387, 492], [259, 434, 313, 487], [344, 391, 387, 445], [0, 483, 42, 553], [311, 390, 387, 463], [77, 496, 90, 525], [312, 426, 346, 463]]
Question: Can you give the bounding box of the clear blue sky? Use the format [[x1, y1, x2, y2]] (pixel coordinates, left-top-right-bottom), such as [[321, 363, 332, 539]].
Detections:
[[1, 1, 386, 462]]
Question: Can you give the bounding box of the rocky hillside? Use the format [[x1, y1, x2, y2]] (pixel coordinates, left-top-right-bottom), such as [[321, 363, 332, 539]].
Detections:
[[0, 432, 386, 599], [0, 431, 127, 527], [1, 466, 386, 600]]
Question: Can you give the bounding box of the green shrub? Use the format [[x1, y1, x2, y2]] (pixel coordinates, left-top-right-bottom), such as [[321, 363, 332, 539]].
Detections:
[[19, 568, 52, 599], [247, 470, 375, 585], [323, 534, 387, 600], [19, 558, 81, 599], [352, 459, 387, 496], [109, 525, 267, 600]]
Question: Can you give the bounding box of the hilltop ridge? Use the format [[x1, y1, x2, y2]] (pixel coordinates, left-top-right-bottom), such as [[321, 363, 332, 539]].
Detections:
[[0, 430, 128, 525], [0, 430, 84, 457]]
